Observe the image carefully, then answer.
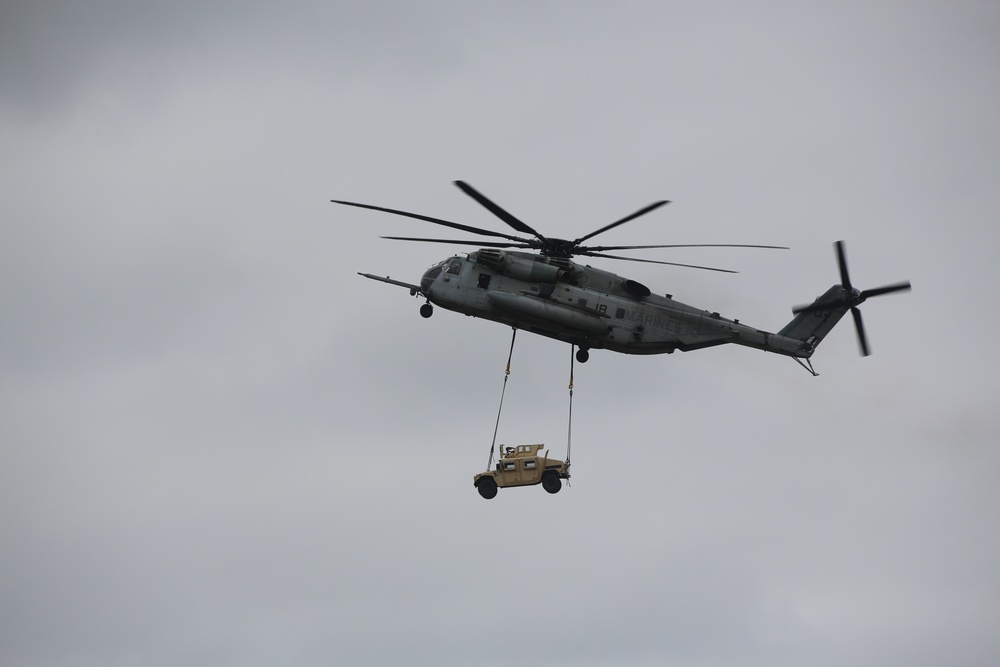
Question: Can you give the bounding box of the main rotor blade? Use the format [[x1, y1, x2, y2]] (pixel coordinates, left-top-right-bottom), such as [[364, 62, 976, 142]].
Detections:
[[381, 236, 532, 249], [573, 201, 670, 245], [861, 281, 912, 299], [835, 240, 853, 290], [332, 199, 527, 242], [583, 251, 737, 273], [583, 242, 790, 252], [851, 306, 870, 356], [453, 181, 545, 240]]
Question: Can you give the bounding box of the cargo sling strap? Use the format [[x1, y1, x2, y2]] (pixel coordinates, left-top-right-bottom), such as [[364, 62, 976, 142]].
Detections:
[[487, 328, 518, 470], [565, 345, 574, 474], [487, 328, 577, 476]]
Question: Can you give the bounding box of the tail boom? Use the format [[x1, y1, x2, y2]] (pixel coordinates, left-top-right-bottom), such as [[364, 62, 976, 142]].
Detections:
[[722, 286, 852, 360]]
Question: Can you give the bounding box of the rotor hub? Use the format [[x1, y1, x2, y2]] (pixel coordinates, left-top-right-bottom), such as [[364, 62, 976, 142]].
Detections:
[[541, 238, 577, 258]]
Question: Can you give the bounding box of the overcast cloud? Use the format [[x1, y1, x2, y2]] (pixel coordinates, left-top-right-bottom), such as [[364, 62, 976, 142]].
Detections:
[[2, 2, 999, 666]]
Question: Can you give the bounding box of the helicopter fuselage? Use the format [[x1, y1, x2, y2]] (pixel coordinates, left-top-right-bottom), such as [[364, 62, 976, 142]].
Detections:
[[404, 249, 832, 359], [342, 181, 910, 364]]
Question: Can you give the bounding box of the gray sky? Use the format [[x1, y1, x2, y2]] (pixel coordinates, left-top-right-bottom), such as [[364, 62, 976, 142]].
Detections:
[[2, 2, 999, 665]]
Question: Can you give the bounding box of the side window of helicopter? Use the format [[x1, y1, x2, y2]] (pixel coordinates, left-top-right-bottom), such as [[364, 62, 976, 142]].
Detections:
[[615, 308, 626, 319], [477, 273, 491, 289]]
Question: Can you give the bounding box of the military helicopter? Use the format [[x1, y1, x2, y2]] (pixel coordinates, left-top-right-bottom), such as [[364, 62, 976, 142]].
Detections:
[[333, 181, 910, 373]]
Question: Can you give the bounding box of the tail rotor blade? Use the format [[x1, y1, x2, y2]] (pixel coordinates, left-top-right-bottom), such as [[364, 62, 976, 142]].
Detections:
[[851, 306, 870, 356], [835, 240, 853, 290], [861, 281, 912, 300]]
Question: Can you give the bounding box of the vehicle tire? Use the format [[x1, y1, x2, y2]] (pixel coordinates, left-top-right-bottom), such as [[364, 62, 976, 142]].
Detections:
[[420, 303, 433, 318], [477, 477, 498, 500], [575, 348, 590, 363], [542, 473, 562, 494]]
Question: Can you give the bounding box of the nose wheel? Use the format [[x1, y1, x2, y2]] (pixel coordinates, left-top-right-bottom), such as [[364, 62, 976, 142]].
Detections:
[[420, 303, 433, 318]]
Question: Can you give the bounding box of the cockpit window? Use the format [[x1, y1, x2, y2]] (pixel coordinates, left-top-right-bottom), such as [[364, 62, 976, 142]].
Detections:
[[446, 258, 463, 275], [420, 266, 443, 293]]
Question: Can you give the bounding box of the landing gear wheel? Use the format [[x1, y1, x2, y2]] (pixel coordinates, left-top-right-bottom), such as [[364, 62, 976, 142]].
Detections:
[[477, 477, 498, 500], [542, 473, 562, 494], [575, 348, 590, 363], [420, 303, 433, 318]]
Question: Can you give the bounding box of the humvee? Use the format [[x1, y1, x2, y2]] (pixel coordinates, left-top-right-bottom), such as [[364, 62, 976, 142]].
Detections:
[[474, 444, 570, 499]]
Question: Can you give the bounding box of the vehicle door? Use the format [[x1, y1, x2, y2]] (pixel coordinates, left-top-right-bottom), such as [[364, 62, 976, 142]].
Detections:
[[497, 458, 521, 486], [521, 457, 541, 484]]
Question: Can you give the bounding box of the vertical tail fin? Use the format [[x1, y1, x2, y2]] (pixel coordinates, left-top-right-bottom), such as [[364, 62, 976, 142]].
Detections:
[[778, 285, 851, 354]]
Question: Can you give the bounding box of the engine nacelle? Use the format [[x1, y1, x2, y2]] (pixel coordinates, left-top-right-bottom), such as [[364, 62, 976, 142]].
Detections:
[[477, 250, 563, 283], [502, 255, 562, 283]]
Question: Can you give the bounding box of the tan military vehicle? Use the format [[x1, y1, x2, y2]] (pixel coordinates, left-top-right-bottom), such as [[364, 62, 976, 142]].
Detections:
[[474, 444, 570, 499]]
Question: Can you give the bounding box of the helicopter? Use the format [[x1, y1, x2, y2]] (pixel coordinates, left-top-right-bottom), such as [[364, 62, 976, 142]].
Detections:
[[333, 181, 911, 374]]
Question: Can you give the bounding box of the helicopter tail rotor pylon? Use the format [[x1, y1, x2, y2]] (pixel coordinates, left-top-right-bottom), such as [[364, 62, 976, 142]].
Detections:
[[782, 241, 911, 357]]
